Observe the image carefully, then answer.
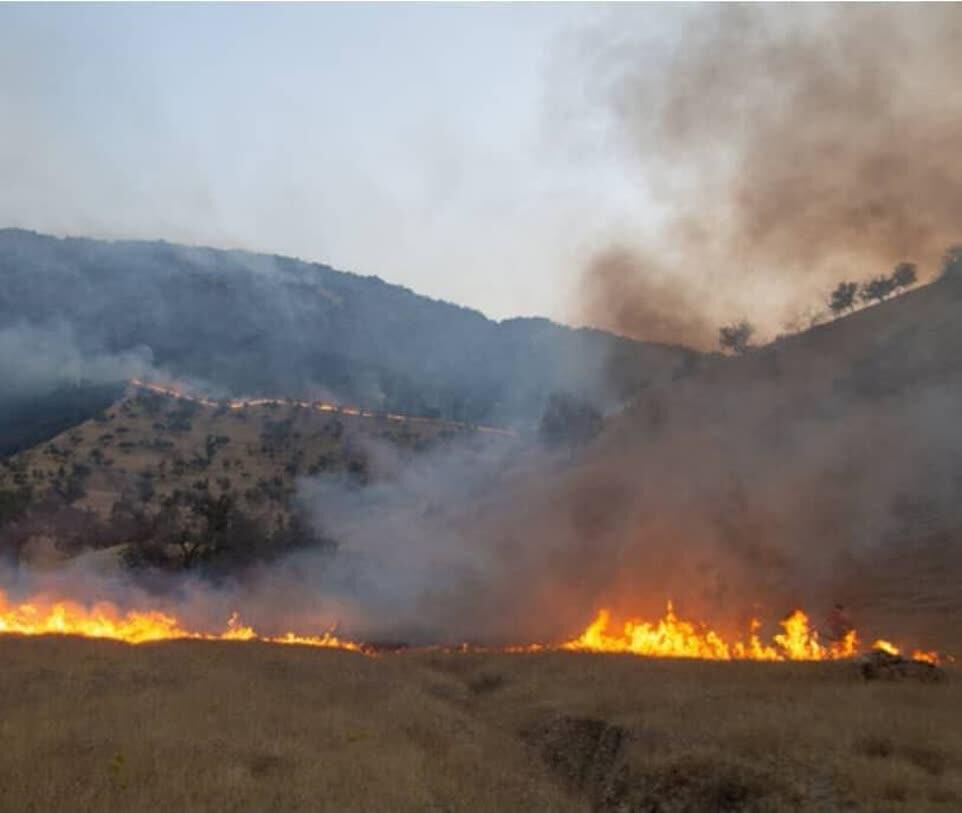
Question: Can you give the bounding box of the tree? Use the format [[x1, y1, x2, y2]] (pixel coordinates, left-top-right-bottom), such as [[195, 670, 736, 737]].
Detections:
[[718, 320, 755, 355], [539, 393, 603, 449], [891, 262, 917, 291], [828, 281, 858, 316], [859, 275, 896, 305], [0, 487, 32, 529], [941, 245, 962, 279]]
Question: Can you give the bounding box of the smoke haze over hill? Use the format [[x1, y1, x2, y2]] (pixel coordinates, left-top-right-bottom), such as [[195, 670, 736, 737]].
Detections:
[[569, 5, 962, 345]]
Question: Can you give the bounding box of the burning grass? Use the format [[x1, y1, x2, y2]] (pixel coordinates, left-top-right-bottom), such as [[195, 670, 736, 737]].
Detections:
[[0, 637, 958, 812], [0, 589, 942, 667]]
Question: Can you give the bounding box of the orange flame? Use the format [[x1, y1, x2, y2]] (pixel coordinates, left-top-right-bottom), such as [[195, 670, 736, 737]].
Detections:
[[0, 591, 366, 652], [562, 603, 930, 662], [870, 638, 941, 665], [0, 590, 941, 664]]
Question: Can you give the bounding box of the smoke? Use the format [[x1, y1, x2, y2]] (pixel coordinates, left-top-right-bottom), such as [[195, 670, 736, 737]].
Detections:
[[569, 5, 962, 345], [580, 246, 715, 348], [291, 435, 522, 643], [0, 321, 153, 398], [3, 6, 962, 651], [269, 276, 962, 647]]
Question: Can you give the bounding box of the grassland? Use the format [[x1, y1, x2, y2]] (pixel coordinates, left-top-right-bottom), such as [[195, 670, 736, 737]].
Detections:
[[0, 636, 958, 812]]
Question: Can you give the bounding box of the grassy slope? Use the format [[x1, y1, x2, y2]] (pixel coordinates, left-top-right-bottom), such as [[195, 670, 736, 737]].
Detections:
[[579, 277, 962, 652], [0, 637, 958, 812], [0, 390, 500, 567]]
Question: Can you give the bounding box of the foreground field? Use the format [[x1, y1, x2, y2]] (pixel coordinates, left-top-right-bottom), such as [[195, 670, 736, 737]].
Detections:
[[0, 638, 958, 812]]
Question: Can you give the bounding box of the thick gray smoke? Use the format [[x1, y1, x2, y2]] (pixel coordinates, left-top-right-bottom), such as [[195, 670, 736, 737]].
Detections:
[[289, 435, 523, 642], [278, 278, 962, 648], [569, 5, 962, 345]]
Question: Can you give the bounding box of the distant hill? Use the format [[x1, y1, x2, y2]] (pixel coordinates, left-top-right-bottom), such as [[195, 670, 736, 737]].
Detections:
[[0, 386, 508, 573], [0, 229, 695, 454]]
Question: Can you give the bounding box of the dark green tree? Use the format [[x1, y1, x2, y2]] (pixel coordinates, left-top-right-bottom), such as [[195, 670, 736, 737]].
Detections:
[[941, 245, 962, 279], [718, 320, 755, 355], [859, 275, 896, 304], [539, 393, 603, 449], [891, 262, 918, 291], [829, 281, 858, 316]]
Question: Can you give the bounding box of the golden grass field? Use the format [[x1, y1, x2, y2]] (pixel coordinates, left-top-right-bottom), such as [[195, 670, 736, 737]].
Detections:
[[0, 636, 958, 812]]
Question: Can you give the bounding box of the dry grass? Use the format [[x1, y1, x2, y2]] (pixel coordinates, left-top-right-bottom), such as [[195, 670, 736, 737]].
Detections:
[[0, 393, 474, 519], [0, 393, 497, 569], [0, 638, 959, 812]]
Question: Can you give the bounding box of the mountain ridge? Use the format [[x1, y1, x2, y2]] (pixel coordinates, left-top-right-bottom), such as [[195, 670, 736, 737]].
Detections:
[[0, 228, 695, 442]]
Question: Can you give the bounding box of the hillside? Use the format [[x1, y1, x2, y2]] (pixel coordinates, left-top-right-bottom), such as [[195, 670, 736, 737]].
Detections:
[[0, 385, 512, 573], [417, 271, 962, 652], [0, 228, 694, 453]]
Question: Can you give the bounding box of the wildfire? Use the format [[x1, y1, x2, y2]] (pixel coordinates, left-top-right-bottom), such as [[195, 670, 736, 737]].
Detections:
[[0, 592, 367, 652], [127, 379, 515, 437], [0, 591, 941, 664], [561, 603, 935, 663], [870, 638, 940, 665]]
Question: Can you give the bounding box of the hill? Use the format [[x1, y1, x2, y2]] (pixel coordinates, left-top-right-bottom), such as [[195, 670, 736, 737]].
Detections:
[[442, 270, 962, 652], [0, 228, 694, 456], [0, 385, 513, 574]]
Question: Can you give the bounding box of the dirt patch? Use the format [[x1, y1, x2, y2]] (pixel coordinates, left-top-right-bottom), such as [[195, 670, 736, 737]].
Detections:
[[853, 735, 948, 777], [626, 755, 781, 813], [525, 714, 791, 812], [467, 671, 506, 695], [523, 715, 630, 810]]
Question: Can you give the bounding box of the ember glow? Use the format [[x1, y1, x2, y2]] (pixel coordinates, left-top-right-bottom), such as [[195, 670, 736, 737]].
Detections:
[[128, 379, 515, 437], [0, 591, 940, 663]]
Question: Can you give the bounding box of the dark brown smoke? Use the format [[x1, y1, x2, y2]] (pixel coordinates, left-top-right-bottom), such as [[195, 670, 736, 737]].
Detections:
[[581, 246, 715, 348], [572, 5, 962, 345]]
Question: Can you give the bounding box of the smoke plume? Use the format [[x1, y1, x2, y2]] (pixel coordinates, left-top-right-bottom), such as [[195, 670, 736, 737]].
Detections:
[[571, 5, 962, 345]]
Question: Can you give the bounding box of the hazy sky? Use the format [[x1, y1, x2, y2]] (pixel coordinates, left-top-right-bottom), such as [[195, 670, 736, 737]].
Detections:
[[0, 3, 682, 323]]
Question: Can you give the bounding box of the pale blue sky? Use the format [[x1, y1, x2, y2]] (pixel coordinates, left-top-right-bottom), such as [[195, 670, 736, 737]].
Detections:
[[0, 3, 686, 322]]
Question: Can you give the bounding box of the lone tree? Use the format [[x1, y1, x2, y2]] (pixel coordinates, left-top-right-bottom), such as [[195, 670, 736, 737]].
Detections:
[[891, 261, 918, 291], [718, 320, 755, 355], [859, 275, 896, 305], [829, 281, 858, 316], [539, 393, 602, 450], [941, 245, 962, 279]]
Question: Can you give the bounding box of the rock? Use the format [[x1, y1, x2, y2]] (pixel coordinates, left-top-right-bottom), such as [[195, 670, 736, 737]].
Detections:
[[857, 650, 946, 682]]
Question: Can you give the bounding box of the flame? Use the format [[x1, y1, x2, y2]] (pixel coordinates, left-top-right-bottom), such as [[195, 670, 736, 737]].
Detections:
[[870, 638, 941, 665], [127, 379, 515, 437], [871, 639, 900, 656], [0, 591, 366, 652], [561, 603, 930, 662], [0, 590, 941, 664]]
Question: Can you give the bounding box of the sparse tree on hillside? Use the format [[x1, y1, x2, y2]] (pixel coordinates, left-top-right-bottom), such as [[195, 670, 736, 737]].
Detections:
[[829, 281, 858, 316], [941, 245, 962, 279], [891, 262, 918, 291], [539, 393, 603, 450], [859, 275, 896, 305], [718, 320, 755, 355], [0, 487, 32, 530]]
